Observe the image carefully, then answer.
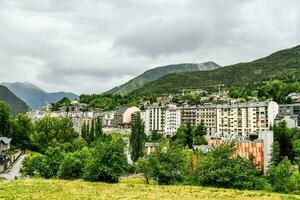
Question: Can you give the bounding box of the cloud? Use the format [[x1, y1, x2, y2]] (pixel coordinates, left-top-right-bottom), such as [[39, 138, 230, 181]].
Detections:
[[0, 0, 299, 94]]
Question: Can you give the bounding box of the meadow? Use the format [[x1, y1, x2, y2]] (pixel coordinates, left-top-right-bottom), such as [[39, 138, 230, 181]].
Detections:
[[0, 178, 300, 200]]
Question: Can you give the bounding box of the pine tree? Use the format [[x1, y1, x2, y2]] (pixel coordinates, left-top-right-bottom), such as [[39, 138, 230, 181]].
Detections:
[[81, 122, 87, 141], [193, 120, 207, 145], [130, 112, 146, 162], [95, 117, 103, 139], [88, 119, 95, 144], [185, 123, 194, 149]]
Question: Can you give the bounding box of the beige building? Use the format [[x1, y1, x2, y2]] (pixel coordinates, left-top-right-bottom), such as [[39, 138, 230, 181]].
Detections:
[[112, 107, 140, 127], [180, 107, 197, 127], [196, 105, 217, 136], [216, 102, 279, 136]]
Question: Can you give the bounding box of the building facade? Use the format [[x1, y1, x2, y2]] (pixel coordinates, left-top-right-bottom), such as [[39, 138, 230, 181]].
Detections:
[[216, 102, 278, 136], [180, 107, 197, 127], [278, 104, 300, 128], [208, 131, 273, 172], [164, 107, 181, 137], [196, 105, 217, 136]]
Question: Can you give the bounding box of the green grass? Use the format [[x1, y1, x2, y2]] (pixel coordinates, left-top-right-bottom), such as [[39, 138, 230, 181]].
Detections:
[[0, 178, 300, 200]]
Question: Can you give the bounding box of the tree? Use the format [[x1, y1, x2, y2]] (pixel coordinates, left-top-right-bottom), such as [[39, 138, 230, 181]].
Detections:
[[150, 130, 163, 142], [56, 117, 78, 144], [172, 123, 194, 149], [88, 119, 95, 144], [193, 143, 265, 190], [130, 112, 146, 162], [193, 120, 207, 145], [0, 101, 10, 137], [9, 114, 33, 149], [33, 117, 78, 151], [272, 122, 295, 164], [267, 157, 300, 193], [83, 139, 127, 183], [95, 117, 103, 139], [81, 122, 88, 141], [138, 143, 189, 185], [136, 158, 151, 184], [58, 147, 91, 180]]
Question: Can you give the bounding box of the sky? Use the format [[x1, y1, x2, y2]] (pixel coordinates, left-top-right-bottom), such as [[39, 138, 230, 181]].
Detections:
[[0, 0, 299, 94]]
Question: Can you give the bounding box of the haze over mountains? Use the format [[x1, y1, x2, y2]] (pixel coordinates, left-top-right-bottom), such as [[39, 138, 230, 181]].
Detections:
[[1, 82, 78, 109], [106, 62, 221, 96], [130, 45, 300, 96]]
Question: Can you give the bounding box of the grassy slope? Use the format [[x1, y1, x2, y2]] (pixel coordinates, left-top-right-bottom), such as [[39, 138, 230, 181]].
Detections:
[[131, 45, 300, 96], [0, 179, 299, 200]]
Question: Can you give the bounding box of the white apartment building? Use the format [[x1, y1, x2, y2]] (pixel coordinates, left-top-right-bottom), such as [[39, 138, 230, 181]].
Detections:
[[216, 102, 279, 136], [148, 106, 166, 134], [164, 107, 181, 137]]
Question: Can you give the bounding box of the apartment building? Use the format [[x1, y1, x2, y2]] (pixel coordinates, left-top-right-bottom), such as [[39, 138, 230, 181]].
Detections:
[[196, 105, 217, 136], [278, 104, 300, 128], [143, 106, 166, 134], [209, 131, 273, 172], [164, 106, 181, 137], [216, 102, 278, 136], [112, 106, 140, 127], [180, 107, 197, 127]]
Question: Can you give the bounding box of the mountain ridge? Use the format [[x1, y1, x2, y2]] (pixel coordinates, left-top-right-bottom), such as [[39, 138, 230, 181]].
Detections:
[[1, 82, 79, 109], [0, 85, 29, 115], [106, 61, 221, 95], [130, 45, 300, 96]]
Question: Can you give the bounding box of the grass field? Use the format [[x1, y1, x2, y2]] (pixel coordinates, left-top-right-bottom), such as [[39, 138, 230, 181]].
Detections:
[[0, 178, 300, 200]]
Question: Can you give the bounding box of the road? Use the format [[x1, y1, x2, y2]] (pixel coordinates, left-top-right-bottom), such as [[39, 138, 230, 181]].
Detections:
[[0, 154, 26, 180]]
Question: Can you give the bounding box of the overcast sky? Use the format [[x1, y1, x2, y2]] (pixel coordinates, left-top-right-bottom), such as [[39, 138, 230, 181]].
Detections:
[[0, 0, 299, 94]]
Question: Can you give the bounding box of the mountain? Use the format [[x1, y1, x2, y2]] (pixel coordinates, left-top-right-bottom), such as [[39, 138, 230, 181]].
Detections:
[[1, 82, 78, 109], [130, 45, 300, 96], [0, 85, 29, 115], [106, 62, 221, 95]]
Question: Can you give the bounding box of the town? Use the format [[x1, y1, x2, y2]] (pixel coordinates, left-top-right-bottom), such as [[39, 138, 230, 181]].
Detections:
[[23, 91, 300, 173], [1, 0, 300, 198]]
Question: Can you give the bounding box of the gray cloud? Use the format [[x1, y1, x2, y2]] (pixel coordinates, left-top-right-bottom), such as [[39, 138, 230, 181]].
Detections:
[[0, 0, 299, 94]]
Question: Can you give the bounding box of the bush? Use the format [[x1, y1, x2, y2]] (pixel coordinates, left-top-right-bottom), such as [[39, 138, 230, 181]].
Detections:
[[267, 157, 300, 193], [193, 143, 264, 190], [138, 143, 190, 185], [83, 139, 127, 183], [58, 148, 91, 180]]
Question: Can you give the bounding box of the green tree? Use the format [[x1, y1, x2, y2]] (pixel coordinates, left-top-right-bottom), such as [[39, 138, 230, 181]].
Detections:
[[95, 117, 103, 139], [33, 117, 78, 151], [172, 123, 194, 149], [139, 143, 189, 185], [58, 147, 91, 180], [193, 143, 265, 190], [9, 114, 33, 149], [272, 122, 294, 164], [193, 121, 207, 145], [150, 130, 163, 142], [267, 157, 300, 193], [130, 112, 146, 162], [88, 119, 95, 144], [136, 158, 151, 184], [83, 139, 127, 183], [0, 101, 10, 137]]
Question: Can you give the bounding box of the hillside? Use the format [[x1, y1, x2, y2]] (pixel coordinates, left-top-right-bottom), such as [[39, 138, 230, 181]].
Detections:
[[0, 85, 28, 115], [0, 179, 298, 200], [1, 82, 78, 109], [131, 45, 300, 96], [106, 62, 221, 96]]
